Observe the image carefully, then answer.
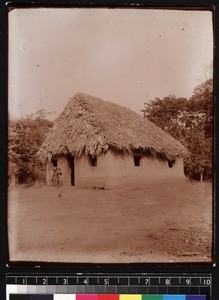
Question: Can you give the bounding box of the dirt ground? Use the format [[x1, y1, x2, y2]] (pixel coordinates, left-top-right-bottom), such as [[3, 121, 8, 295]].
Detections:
[[8, 181, 213, 263]]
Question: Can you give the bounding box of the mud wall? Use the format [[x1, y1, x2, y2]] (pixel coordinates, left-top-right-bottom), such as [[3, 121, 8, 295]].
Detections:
[[47, 150, 185, 188], [75, 153, 110, 188], [106, 151, 185, 187], [75, 150, 185, 188]]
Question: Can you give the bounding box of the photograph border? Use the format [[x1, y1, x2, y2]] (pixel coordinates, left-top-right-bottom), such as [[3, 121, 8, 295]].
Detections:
[[6, 2, 216, 267], [0, 0, 218, 299]]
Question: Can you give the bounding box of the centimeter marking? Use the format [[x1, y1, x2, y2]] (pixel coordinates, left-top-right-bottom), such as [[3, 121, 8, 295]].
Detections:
[[6, 275, 211, 287]]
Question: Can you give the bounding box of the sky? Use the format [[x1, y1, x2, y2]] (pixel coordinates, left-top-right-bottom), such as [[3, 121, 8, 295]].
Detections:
[[8, 8, 213, 120]]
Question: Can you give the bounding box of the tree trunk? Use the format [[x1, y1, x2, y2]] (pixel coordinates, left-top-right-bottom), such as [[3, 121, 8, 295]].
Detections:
[[200, 173, 203, 182], [9, 175, 16, 188]]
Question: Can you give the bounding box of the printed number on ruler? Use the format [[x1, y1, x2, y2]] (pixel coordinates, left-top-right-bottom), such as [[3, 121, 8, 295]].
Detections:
[[203, 279, 211, 286]]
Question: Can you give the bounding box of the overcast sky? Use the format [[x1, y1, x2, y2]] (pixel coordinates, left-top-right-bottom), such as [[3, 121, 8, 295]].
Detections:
[[8, 8, 213, 120]]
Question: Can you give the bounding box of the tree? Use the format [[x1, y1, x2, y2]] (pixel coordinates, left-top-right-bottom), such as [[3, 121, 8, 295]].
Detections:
[[8, 115, 53, 186], [142, 79, 213, 181]]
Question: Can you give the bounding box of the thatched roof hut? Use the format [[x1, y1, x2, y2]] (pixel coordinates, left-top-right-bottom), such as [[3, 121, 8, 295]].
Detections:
[[38, 92, 188, 162]]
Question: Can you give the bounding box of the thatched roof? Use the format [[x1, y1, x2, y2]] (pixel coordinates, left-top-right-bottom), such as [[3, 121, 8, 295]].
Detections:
[[38, 92, 188, 161]]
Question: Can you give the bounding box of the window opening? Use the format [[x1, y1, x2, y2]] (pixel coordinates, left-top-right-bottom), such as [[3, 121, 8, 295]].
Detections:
[[134, 155, 141, 166], [168, 160, 175, 168], [51, 159, 58, 167], [89, 155, 97, 167]]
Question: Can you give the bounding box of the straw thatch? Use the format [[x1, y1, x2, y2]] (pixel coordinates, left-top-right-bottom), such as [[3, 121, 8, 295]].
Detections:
[[38, 92, 188, 162]]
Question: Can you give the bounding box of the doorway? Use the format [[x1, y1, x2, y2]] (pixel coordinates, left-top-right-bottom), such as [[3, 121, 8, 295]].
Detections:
[[67, 154, 75, 186]]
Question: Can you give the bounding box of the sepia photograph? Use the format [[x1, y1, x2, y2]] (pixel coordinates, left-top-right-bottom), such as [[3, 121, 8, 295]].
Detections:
[[8, 7, 213, 263]]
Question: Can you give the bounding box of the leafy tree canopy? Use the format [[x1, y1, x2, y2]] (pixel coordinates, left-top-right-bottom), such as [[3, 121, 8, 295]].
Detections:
[[8, 113, 53, 186], [142, 79, 213, 181]]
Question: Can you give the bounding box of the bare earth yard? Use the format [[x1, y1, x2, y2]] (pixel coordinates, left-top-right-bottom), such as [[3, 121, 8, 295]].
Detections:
[[8, 182, 212, 263]]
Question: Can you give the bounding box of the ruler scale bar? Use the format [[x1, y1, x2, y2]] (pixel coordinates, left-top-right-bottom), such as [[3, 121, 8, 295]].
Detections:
[[6, 276, 211, 286], [6, 274, 211, 300]]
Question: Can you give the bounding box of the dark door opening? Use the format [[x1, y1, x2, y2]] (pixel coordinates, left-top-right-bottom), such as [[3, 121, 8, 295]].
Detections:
[[67, 154, 75, 186]]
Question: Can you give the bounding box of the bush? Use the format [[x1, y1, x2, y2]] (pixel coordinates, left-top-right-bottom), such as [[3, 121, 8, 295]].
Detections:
[[8, 115, 53, 186]]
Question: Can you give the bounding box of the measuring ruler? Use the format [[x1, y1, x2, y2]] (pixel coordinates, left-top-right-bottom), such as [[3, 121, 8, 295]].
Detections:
[[6, 273, 211, 300]]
